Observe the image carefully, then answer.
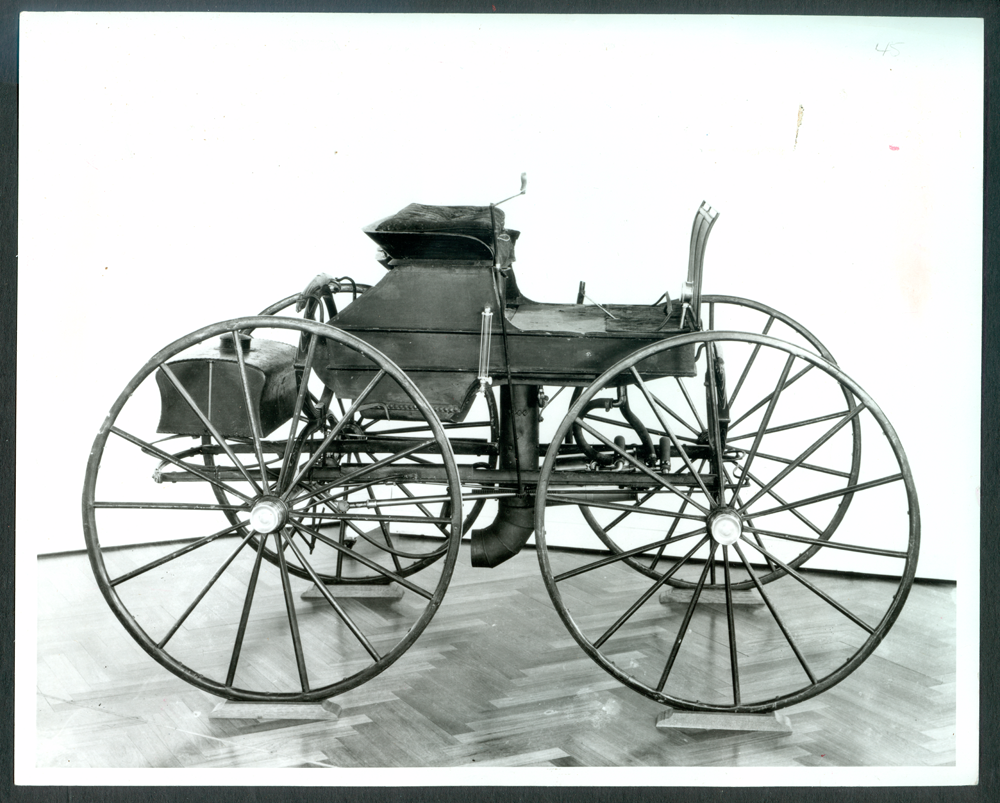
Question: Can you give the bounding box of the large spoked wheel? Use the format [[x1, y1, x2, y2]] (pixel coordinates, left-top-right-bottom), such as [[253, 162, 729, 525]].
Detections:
[[82, 317, 463, 701], [535, 331, 918, 712], [205, 293, 499, 584], [575, 296, 861, 589]]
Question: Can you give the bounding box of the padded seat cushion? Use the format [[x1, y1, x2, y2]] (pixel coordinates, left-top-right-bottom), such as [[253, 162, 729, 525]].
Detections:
[[376, 204, 505, 238]]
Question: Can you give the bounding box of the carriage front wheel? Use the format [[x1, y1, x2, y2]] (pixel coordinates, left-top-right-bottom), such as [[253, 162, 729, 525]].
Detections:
[[535, 331, 918, 712], [82, 317, 463, 702]]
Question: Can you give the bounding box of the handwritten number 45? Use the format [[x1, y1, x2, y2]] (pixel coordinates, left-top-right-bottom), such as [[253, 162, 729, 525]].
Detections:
[[876, 42, 902, 57]]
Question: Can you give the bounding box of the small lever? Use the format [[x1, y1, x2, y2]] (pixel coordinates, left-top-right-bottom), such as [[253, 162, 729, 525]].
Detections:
[[494, 173, 528, 207]]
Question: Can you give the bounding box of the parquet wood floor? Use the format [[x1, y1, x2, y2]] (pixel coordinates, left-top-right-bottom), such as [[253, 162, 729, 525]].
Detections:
[[34, 544, 956, 768]]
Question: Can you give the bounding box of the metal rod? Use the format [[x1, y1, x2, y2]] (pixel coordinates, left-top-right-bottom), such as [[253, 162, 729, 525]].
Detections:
[[575, 419, 711, 513], [282, 369, 388, 495], [743, 525, 908, 559], [656, 542, 718, 692], [282, 526, 382, 662], [727, 315, 775, 409], [728, 364, 814, 431], [157, 530, 256, 649], [741, 404, 866, 510], [630, 369, 715, 501], [732, 541, 817, 685], [727, 410, 852, 442], [553, 528, 708, 583], [92, 501, 248, 511], [277, 327, 320, 492], [109, 519, 249, 587], [738, 536, 876, 633], [110, 426, 253, 503], [274, 529, 310, 692], [232, 330, 272, 495], [729, 353, 795, 504], [723, 546, 741, 706], [292, 520, 436, 600], [226, 531, 269, 687], [593, 535, 711, 649]]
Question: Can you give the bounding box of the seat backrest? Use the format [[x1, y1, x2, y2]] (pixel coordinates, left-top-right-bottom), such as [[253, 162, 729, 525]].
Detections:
[[683, 201, 719, 327]]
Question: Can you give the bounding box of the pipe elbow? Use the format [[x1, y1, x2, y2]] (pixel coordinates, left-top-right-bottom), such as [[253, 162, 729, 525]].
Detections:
[[470, 497, 535, 568]]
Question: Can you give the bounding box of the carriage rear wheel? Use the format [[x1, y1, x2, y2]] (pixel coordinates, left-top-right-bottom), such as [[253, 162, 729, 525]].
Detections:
[[82, 317, 463, 701], [574, 296, 861, 590], [535, 331, 918, 712]]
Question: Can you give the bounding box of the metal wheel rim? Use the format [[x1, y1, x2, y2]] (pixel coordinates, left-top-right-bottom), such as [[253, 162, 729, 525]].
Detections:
[[82, 316, 464, 702], [535, 330, 918, 712]]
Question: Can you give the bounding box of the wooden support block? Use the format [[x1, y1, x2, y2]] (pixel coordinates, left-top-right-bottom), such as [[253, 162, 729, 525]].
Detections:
[[302, 583, 404, 600], [658, 587, 764, 607], [210, 699, 342, 721], [655, 708, 792, 733]]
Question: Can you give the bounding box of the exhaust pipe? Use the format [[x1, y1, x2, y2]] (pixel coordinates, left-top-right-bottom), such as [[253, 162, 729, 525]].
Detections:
[[470, 385, 539, 568], [471, 495, 535, 568]]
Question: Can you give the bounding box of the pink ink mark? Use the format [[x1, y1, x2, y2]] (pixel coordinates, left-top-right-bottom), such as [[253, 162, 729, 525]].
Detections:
[[889, 145, 900, 151]]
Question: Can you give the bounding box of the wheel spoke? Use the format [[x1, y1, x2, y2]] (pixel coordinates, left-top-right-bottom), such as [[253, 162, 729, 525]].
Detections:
[[93, 501, 249, 512], [732, 541, 817, 685], [728, 410, 851, 443], [231, 330, 272, 494], [740, 403, 866, 509], [747, 472, 902, 520], [673, 376, 706, 433], [280, 527, 382, 662], [282, 369, 388, 494], [593, 535, 711, 648], [737, 464, 830, 537], [599, 491, 656, 534], [110, 426, 254, 503], [720, 462, 777, 574], [656, 541, 718, 692], [156, 529, 256, 649], [748, 449, 853, 479], [287, 438, 437, 508], [574, 419, 711, 513], [159, 363, 264, 495], [728, 364, 814, 431], [273, 529, 310, 692], [109, 519, 249, 587], [647, 393, 701, 436], [291, 520, 437, 600], [738, 536, 876, 633], [705, 344, 727, 506], [554, 528, 707, 582], [276, 327, 320, 493], [729, 353, 795, 504], [722, 546, 741, 706], [395, 483, 450, 539], [743, 525, 909, 559], [727, 314, 775, 409], [225, 531, 269, 687], [648, 488, 698, 570], [546, 493, 705, 523], [630, 369, 714, 501], [367, 486, 404, 573]]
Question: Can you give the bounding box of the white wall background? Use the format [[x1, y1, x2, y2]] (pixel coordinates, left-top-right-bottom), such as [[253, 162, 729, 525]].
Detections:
[[18, 13, 982, 584]]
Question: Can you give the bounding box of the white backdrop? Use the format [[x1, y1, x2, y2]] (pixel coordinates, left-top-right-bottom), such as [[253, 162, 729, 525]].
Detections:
[[18, 13, 981, 584]]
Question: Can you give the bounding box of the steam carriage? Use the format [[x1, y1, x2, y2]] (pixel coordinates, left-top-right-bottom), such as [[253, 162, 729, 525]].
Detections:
[[83, 185, 919, 715]]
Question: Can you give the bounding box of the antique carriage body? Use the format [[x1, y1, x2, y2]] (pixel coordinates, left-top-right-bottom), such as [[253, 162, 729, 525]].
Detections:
[[82, 188, 919, 716]]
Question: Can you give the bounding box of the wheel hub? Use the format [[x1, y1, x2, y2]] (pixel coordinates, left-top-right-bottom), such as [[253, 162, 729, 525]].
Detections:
[[249, 496, 289, 534], [708, 508, 743, 546]]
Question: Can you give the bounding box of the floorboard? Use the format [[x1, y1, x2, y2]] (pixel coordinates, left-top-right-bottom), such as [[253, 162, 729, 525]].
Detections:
[[34, 544, 956, 768]]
